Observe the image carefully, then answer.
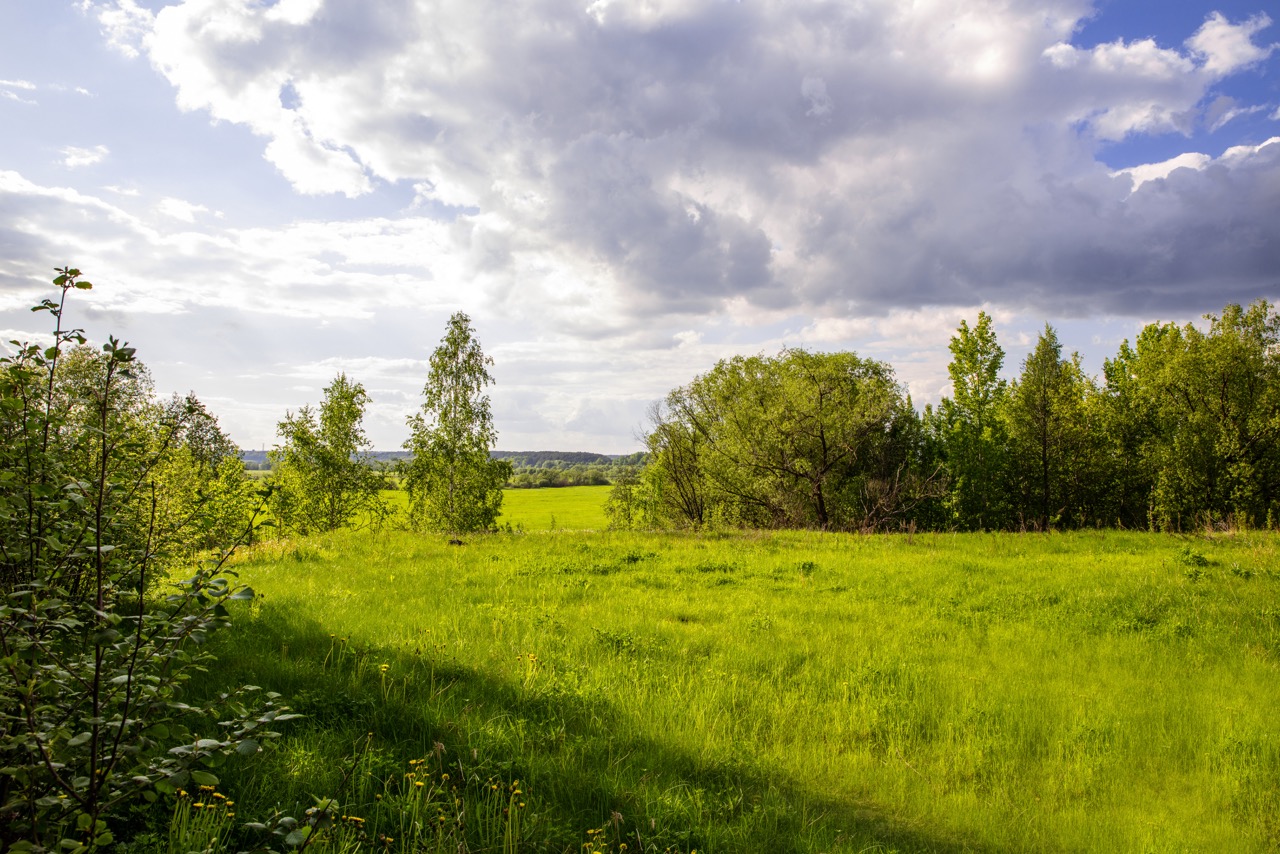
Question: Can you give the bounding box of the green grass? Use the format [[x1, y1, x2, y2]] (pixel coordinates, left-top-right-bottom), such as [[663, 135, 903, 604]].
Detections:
[[377, 485, 611, 531], [193, 529, 1280, 852], [498, 486, 610, 530]]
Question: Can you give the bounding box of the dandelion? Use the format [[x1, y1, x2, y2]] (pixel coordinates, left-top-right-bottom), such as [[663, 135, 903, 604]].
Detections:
[[415, 781, 425, 788]]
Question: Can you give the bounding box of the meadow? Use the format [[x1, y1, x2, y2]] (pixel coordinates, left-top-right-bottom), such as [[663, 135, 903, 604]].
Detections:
[[180, 495, 1280, 854], [378, 485, 612, 531]]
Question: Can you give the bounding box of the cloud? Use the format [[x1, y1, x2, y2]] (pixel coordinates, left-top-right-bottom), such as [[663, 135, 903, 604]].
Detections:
[[80, 0, 155, 59], [0, 79, 38, 104], [1113, 152, 1211, 191], [1186, 12, 1276, 77], [92, 0, 1273, 324], [156, 197, 210, 222], [9, 2, 1280, 449], [59, 145, 110, 168]]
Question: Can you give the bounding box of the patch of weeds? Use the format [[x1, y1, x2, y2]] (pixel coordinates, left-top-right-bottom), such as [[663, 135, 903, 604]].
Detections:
[[1177, 546, 1209, 567], [592, 627, 637, 654], [747, 610, 773, 631], [1184, 565, 1206, 582], [695, 560, 738, 574], [532, 612, 564, 632], [797, 560, 819, 577], [1230, 563, 1255, 580]]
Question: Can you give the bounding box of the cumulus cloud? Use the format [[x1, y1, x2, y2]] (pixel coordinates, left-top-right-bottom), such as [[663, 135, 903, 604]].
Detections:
[[8, 1, 1280, 448], [156, 197, 210, 222], [81, 0, 1271, 325], [59, 145, 110, 168], [1186, 12, 1276, 76], [80, 0, 154, 58]]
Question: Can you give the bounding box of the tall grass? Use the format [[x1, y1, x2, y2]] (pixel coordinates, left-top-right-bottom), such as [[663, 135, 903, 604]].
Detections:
[[193, 528, 1280, 852], [377, 486, 610, 532]]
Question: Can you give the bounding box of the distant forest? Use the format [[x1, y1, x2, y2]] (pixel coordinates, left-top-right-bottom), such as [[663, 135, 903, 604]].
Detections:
[[239, 449, 647, 488]]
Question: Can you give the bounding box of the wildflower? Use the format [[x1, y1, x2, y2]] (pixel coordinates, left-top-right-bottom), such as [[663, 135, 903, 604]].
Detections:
[[415, 781, 425, 788]]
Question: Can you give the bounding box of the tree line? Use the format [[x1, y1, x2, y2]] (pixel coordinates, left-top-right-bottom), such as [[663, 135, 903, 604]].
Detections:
[[0, 270, 510, 849], [609, 300, 1280, 533]]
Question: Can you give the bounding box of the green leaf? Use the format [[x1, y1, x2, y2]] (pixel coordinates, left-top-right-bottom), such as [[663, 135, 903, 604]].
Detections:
[[190, 770, 219, 787], [67, 732, 91, 748], [236, 739, 260, 756], [284, 827, 311, 847]]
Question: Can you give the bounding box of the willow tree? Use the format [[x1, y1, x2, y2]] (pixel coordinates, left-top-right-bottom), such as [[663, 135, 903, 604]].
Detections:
[[644, 348, 928, 531], [403, 312, 511, 534]]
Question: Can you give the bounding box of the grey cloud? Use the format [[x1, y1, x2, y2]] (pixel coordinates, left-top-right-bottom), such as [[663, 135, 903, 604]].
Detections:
[[51, 1, 1280, 328]]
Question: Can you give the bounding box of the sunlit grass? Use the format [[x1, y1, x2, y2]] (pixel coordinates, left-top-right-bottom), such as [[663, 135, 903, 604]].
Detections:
[[378, 485, 610, 531], [201, 528, 1280, 852]]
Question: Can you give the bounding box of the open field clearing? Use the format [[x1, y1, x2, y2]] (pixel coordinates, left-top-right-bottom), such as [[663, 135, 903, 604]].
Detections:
[[377, 485, 612, 531], [197, 528, 1280, 853], [498, 486, 611, 530]]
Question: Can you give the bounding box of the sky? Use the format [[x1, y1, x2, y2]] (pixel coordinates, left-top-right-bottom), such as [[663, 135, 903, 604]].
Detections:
[[1, 0, 1278, 454]]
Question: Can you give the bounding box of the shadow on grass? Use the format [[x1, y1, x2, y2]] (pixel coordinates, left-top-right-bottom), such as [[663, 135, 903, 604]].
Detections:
[[192, 600, 1001, 854]]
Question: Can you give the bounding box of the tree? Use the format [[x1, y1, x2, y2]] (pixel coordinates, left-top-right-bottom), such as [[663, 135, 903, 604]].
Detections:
[[1108, 301, 1280, 529], [937, 312, 1010, 530], [269, 373, 386, 535], [639, 348, 933, 531], [1003, 325, 1102, 530], [403, 312, 511, 534]]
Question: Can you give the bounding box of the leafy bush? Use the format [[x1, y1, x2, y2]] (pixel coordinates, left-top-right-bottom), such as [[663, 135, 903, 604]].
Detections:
[[0, 269, 293, 852]]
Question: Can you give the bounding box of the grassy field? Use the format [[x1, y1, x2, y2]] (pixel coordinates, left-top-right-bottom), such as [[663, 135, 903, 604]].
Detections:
[[185, 517, 1280, 853], [378, 485, 611, 531]]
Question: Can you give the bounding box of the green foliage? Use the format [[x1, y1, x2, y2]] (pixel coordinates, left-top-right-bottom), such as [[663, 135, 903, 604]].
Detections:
[[1004, 325, 1105, 530], [1105, 301, 1280, 530], [0, 269, 292, 853], [269, 373, 389, 536], [936, 311, 1011, 530], [640, 348, 939, 531], [402, 313, 511, 534]]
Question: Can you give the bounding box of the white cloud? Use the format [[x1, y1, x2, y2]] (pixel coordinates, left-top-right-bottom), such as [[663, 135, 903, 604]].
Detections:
[[1186, 12, 1276, 77], [80, 0, 155, 59], [60, 145, 110, 168], [156, 197, 210, 222], [5, 1, 1280, 450], [1, 79, 38, 105], [1113, 151, 1211, 191]]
